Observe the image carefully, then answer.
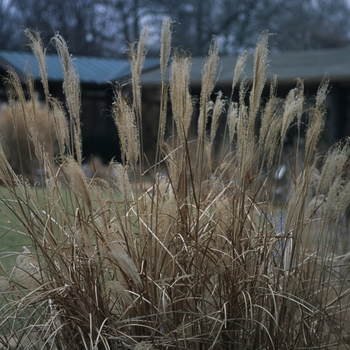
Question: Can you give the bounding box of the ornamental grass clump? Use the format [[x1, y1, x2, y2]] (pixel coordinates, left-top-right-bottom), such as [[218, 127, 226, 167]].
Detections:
[[0, 22, 350, 349]]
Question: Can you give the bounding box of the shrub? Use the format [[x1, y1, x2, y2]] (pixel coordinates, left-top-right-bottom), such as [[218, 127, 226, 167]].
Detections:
[[0, 96, 58, 182], [0, 23, 350, 349]]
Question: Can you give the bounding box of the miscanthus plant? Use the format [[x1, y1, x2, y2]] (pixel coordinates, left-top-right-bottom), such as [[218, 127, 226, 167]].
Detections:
[[0, 21, 350, 349]]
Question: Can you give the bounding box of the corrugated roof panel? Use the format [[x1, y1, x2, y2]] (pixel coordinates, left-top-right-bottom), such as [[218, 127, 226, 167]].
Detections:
[[6, 45, 349, 88], [0, 50, 160, 85], [0, 51, 63, 81], [70, 56, 129, 83], [141, 46, 350, 86]]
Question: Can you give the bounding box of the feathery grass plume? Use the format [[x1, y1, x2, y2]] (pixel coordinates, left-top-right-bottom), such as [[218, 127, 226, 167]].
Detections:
[[130, 26, 148, 116], [286, 166, 317, 228], [130, 26, 148, 170], [230, 50, 249, 100], [258, 75, 279, 146], [105, 280, 132, 305], [24, 63, 36, 103], [170, 53, 193, 145], [112, 88, 127, 161], [0, 140, 17, 184], [227, 101, 239, 144], [335, 179, 350, 253], [106, 241, 142, 289], [336, 178, 350, 218], [318, 141, 350, 228], [325, 176, 345, 222], [152, 177, 177, 242], [197, 38, 219, 146], [24, 29, 50, 100], [235, 77, 257, 185], [111, 162, 133, 202], [206, 91, 225, 167], [7, 70, 38, 145], [157, 83, 169, 151], [295, 78, 304, 128], [195, 38, 219, 191], [249, 31, 269, 122], [62, 157, 93, 213], [317, 139, 350, 195], [156, 18, 172, 153], [24, 32, 58, 162], [209, 91, 225, 149], [49, 97, 69, 157], [18, 100, 48, 169], [236, 33, 269, 181], [25, 73, 57, 172], [112, 88, 139, 167], [234, 33, 269, 189], [3, 67, 28, 113], [258, 84, 284, 176], [227, 51, 249, 144], [265, 103, 284, 167], [148, 30, 169, 268], [51, 33, 82, 165], [160, 18, 172, 82], [170, 54, 193, 245], [304, 75, 329, 165], [280, 82, 304, 145]]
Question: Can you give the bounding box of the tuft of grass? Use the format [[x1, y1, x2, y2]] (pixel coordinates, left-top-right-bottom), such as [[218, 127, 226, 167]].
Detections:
[[0, 22, 350, 349], [0, 95, 58, 182]]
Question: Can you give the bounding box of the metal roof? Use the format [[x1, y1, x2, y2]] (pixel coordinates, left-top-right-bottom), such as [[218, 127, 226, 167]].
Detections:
[[2, 46, 350, 88], [0, 50, 160, 85], [140, 46, 350, 87]]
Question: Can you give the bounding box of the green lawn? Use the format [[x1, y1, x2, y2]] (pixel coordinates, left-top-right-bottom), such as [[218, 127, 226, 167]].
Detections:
[[0, 184, 118, 275], [0, 187, 31, 275]]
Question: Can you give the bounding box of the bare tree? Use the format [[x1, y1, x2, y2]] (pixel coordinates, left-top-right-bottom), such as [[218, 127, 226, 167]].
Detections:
[[267, 0, 350, 50], [1, 0, 350, 56], [95, 0, 144, 56], [146, 0, 350, 54], [0, 0, 18, 50], [10, 0, 109, 55]]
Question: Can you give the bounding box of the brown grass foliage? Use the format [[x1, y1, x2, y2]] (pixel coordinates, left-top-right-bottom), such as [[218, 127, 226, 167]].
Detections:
[[0, 96, 58, 182], [0, 22, 350, 349]]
